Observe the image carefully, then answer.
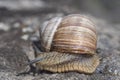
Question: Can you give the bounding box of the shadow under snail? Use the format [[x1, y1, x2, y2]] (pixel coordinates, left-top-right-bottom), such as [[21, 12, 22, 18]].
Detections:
[[29, 14, 100, 74]]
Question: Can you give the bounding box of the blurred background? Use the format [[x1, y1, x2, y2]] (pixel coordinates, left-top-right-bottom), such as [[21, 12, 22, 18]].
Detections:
[[0, 0, 120, 23]]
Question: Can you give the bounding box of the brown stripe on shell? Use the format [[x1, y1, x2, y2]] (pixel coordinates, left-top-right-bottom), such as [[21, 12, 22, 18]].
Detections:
[[53, 33, 96, 44], [52, 25, 97, 54], [56, 27, 96, 41], [60, 16, 96, 33], [61, 14, 96, 29], [59, 22, 96, 34], [56, 26, 97, 41], [52, 45, 95, 55], [52, 39, 96, 50], [54, 30, 97, 44]]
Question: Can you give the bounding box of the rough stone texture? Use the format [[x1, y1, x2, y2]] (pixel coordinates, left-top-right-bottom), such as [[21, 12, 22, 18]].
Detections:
[[0, 0, 120, 80]]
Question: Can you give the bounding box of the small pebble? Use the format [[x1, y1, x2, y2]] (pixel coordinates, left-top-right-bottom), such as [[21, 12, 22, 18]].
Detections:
[[30, 36, 39, 41], [22, 27, 34, 33], [114, 70, 118, 75], [108, 68, 112, 73], [13, 22, 20, 28], [0, 23, 10, 31], [21, 34, 29, 40]]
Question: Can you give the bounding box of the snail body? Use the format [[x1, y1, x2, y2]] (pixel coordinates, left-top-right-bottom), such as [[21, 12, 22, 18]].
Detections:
[[36, 52, 99, 73], [33, 14, 99, 73]]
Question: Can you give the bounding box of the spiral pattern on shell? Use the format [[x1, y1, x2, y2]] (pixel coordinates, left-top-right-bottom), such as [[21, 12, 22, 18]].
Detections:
[[35, 14, 99, 73]]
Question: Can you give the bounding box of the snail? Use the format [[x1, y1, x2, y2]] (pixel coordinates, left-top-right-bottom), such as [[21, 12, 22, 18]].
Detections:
[[29, 14, 100, 73]]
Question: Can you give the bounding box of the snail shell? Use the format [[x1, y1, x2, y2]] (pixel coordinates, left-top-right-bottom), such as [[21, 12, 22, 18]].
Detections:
[[35, 14, 99, 73], [40, 14, 97, 55]]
